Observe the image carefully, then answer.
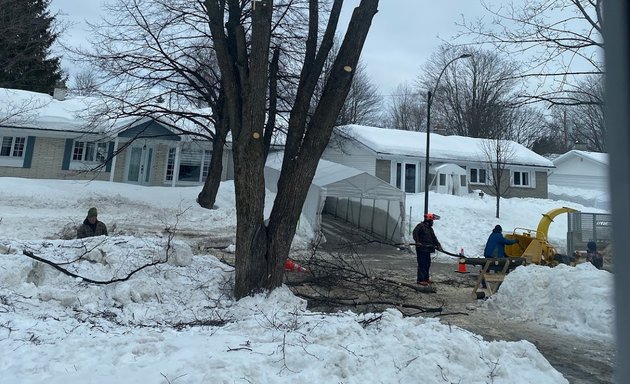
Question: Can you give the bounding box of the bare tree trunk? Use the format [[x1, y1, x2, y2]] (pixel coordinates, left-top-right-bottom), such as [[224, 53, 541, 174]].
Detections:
[[197, 133, 227, 209], [264, 0, 379, 291], [495, 193, 500, 219], [198, 92, 230, 209], [207, 0, 379, 298]]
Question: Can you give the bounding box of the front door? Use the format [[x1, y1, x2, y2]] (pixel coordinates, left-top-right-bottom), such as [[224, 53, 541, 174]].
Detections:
[[395, 162, 418, 193], [126, 144, 153, 184]]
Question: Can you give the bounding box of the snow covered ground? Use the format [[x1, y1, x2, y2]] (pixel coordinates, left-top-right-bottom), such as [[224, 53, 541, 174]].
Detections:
[[0, 177, 613, 383]]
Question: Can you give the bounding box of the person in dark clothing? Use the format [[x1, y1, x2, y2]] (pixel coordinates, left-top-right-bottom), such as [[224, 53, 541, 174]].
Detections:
[[412, 213, 442, 286], [586, 241, 604, 269], [483, 225, 517, 258], [77, 207, 108, 239]]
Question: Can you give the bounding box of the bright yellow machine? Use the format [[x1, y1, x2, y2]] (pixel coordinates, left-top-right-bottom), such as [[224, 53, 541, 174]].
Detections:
[[504, 207, 578, 266]]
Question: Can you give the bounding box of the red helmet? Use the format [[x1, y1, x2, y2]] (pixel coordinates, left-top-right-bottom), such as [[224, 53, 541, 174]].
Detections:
[[424, 213, 440, 221]]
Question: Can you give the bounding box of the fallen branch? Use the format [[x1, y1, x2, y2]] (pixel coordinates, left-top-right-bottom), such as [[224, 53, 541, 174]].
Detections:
[[22, 249, 168, 285]]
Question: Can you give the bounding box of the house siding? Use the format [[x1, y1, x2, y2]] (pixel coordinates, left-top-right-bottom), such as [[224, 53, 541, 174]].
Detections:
[[549, 156, 608, 190], [550, 174, 607, 190], [0, 137, 109, 181], [473, 170, 548, 199], [113, 147, 128, 183], [151, 143, 170, 185], [555, 157, 604, 176]]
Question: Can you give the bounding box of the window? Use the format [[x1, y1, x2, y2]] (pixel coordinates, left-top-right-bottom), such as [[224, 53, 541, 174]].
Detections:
[[72, 141, 108, 162], [404, 163, 416, 193], [0, 136, 26, 157], [178, 149, 203, 182], [512, 170, 531, 187], [166, 147, 212, 182], [439, 174, 446, 186], [469, 167, 487, 184]]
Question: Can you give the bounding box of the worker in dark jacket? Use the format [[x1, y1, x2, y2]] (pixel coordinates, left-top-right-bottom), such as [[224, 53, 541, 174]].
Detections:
[[77, 207, 108, 239], [586, 241, 604, 269], [483, 225, 517, 258], [412, 213, 443, 286]]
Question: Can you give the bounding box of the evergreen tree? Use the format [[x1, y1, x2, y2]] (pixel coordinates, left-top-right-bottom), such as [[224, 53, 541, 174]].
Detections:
[[0, 0, 63, 94]]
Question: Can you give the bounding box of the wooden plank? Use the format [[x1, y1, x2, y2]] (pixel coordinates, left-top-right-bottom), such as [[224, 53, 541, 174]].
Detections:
[[471, 258, 516, 298], [483, 274, 506, 282]]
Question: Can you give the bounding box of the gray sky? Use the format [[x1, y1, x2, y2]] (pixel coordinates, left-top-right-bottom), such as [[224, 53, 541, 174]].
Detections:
[[339, 1, 487, 95], [50, 0, 489, 95]]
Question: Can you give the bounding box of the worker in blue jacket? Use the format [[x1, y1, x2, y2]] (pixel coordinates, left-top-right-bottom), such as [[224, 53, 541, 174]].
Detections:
[[483, 225, 517, 258]]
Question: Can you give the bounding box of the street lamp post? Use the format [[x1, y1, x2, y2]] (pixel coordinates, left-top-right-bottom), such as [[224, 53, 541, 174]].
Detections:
[[423, 53, 472, 215]]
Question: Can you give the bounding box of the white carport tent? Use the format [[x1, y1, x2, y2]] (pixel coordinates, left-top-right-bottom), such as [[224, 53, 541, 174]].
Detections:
[[265, 156, 406, 243], [430, 163, 468, 196]]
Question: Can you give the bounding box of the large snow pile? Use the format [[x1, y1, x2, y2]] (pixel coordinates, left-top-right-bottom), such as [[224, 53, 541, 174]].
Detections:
[[0, 235, 567, 384], [0, 177, 580, 383], [485, 263, 614, 340]]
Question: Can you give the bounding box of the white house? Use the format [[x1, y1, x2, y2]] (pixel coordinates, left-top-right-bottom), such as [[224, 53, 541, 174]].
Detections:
[[0, 88, 229, 186], [548, 150, 609, 209], [549, 150, 608, 190], [323, 125, 555, 199]]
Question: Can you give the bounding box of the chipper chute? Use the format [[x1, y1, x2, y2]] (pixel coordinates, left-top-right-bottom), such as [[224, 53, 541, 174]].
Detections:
[[504, 207, 578, 266]]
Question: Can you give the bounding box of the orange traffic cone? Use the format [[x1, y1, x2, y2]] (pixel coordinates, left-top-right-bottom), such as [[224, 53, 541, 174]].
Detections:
[[456, 257, 468, 273], [284, 259, 308, 272]]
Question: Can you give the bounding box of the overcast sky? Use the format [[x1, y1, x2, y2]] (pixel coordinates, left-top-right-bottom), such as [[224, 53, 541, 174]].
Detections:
[[338, 1, 487, 95], [50, 0, 489, 95]]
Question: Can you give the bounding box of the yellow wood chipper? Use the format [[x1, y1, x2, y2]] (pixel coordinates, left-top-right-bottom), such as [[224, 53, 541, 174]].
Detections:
[[467, 207, 578, 299], [503, 207, 578, 266]]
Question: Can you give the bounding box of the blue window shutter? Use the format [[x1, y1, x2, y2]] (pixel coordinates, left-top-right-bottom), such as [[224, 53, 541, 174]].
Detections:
[[22, 136, 36, 168], [62, 139, 73, 170], [105, 142, 115, 172]]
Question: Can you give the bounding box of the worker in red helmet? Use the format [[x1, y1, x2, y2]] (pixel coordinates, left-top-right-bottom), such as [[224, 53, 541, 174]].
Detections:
[[412, 213, 443, 286]]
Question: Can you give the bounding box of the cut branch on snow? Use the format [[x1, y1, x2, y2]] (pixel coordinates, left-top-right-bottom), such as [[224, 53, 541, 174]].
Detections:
[[22, 249, 168, 285]]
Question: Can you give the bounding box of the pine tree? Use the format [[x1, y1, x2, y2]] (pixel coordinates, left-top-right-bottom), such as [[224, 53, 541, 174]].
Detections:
[[0, 0, 64, 94]]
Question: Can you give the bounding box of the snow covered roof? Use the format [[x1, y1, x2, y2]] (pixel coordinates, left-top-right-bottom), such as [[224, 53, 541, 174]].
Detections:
[[553, 150, 608, 166], [430, 163, 467, 175], [265, 153, 405, 200], [0, 88, 186, 136], [0, 88, 94, 131], [336, 124, 554, 168], [312, 160, 405, 200]]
